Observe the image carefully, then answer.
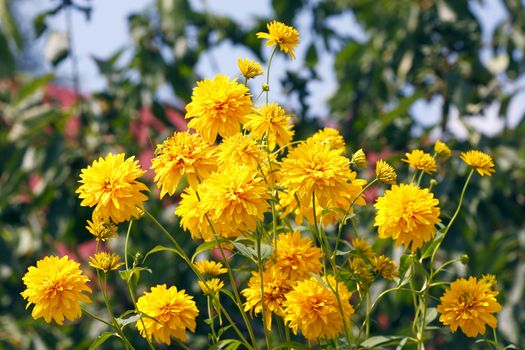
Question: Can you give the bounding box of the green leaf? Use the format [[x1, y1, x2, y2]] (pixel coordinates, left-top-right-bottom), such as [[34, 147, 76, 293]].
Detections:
[[143, 244, 184, 263], [89, 332, 117, 350], [424, 307, 438, 326], [272, 341, 311, 350], [360, 335, 403, 348], [118, 266, 151, 282], [115, 314, 141, 328], [13, 73, 54, 106], [395, 337, 409, 350], [0, 0, 22, 48], [230, 239, 257, 263], [192, 240, 220, 262], [209, 339, 242, 350], [420, 230, 445, 260], [396, 255, 414, 287]]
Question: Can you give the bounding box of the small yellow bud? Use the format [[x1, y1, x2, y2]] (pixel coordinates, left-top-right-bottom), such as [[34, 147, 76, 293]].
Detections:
[[89, 252, 124, 273], [351, 149, 367, 168], [198, 278, 224, 295], [237, 58, 264, 79], [262, 83, 270, 92], [375, 160, 397, 184], [434, 140, 451, 158]]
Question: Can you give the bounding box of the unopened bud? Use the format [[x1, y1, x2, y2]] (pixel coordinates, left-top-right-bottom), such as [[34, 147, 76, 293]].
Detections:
[[262, 83, 270, 92]]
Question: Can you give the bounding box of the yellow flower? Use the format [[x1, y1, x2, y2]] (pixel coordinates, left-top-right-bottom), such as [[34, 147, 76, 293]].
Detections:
[[242, 266, 293, 330], [86, 213, 118, 241], [216, 134, 265, 171], [460, 150, 495, 176], [199, 166, 269, 237], [308, 128, 346, 152], [136, 284, 198, 345], [21, 256, 91, 325], [402, 149, 437, 174], [237, 58, 263, 79], [185, 74, 252, 144], [279, 140, 353, 209], [351, 237, 375, 261], [76, 153, 149, 223], [375, 160, 397, 184], [351, 148, 367, 168], [194, 260, 227, 276], [283, 275, 354, 341], [278, 144, 367, 225], [244, 103, 294, 151], [265, 232, 322, 281], [198, 278, 224, 295], [434, 140, 451, 158], [257, 20, 300, 60], [175, 186, 213, 241], [437, 276, 501, 337], [374, 183, 441, 251], [151, 131, 216, 196], [88, 252, 124, 273], [372, 255, 399, 281]]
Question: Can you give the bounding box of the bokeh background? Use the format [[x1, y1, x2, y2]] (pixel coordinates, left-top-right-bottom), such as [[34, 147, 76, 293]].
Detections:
[[1, 0, 524, 348]]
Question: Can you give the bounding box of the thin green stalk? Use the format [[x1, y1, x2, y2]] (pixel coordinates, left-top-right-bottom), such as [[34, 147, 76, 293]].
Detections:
[[124, 219, 133, 270], [256, 228, 272, 349], [265, 47, 278, 104], [334, 178, 378, 254], [207, 296, 218, 344], [124, 276, 155, 350], [81, 306, 113, 327]]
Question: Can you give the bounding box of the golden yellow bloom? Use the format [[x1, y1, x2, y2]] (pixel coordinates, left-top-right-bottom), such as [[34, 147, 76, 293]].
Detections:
[[185, 74, 252, 144], [242, 266, 293, 330], [278, 146, 366, 225], [175, 186, 213, 241], [372, 255, 399, 280], [244, 103, 294, 151], [136, 284, 198, 345], [308, 128, 346, 152], [194, 260, 227, 276], [283, 275, 354, 341], [257, 21, 300, 60], [198, 278, 224, 295], [199, 166, 269, 237], [279, 140, 353, 209], [21, 256, 91, 325], [216, 134, 265, 171], [77, 153, 149, 223], [434, 140, 451, 158], [151, 131, 216, 195], [351, 148, 367, 168], [351, 237, 375, 261], [265, 232, 322, 281], [437, 276, 501, 337], [86, 213, 118, 241], [375, 160, 397, 184], [88, 252, 124, 273], [403, 149, 437, 174], [237, 58, 263, 79], [374, 183, 441, 251], [460, 150, 495, 176]]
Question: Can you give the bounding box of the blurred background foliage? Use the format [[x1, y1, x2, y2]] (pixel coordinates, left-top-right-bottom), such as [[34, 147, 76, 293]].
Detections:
[[0, 0, 524, 348]]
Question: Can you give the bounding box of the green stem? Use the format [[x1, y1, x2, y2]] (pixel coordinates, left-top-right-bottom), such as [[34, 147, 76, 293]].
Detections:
[[124, 219, 133, 270], [256, 227, 272, 349], [81, 306, 113, 327], [265, 47, 278, 104], [207, 296, 218, 344], [143, 210, 256, 350]]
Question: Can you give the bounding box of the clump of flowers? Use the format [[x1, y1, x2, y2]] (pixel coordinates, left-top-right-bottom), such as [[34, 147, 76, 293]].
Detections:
[[23, 20, 508, 350]]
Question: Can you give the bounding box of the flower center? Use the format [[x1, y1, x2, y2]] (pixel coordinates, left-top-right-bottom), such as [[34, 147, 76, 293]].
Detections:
[[309, 296, 326, 313], [45, 279, 64, 299]]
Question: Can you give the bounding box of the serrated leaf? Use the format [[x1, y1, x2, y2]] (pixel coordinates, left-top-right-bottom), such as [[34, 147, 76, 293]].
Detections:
[[420, 230, 445, 260], [192, 240, 220, 262], [89, 332, 117, 350]]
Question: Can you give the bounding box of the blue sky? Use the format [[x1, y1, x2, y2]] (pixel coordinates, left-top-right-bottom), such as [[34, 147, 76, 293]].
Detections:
[[22, 0, 525, 137]]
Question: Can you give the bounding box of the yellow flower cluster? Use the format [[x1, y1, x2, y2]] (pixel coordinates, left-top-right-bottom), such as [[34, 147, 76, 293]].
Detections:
[[19, 20, 503, 349]]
